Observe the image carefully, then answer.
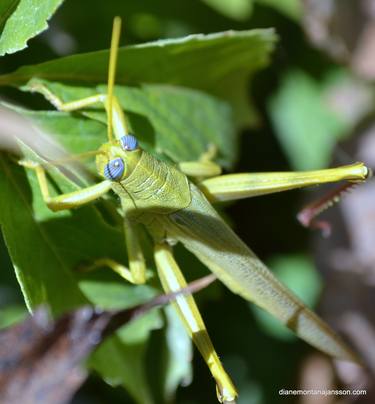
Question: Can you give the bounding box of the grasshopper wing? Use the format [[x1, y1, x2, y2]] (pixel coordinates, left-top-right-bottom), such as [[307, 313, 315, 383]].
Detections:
[[166, 183, 359, 363]]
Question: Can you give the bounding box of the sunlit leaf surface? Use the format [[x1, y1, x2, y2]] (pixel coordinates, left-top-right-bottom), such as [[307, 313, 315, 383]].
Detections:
[[0, 0, 64, 56]]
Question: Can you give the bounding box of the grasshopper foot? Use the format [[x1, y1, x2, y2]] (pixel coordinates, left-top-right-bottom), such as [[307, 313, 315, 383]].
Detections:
[[18, 159, 41, 169]]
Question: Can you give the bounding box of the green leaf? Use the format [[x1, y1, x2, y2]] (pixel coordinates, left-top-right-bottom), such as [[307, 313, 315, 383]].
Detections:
[[0, 0, 64, 56], [91, 337, 154, 404], [201, 0, 253, 21], [251, 255, 322, 340], [0, 154, 87, 313], [201, 0, 302, 21], [0, 304, 27, 328], [0, 1, 20, 33], [162, 306, 192, 401], [0, 29, 277, 126], [17, 79, 237, 168], [268, 70, 348, 170], [109, 84, 236, 168], [256, 0, 301, 21]]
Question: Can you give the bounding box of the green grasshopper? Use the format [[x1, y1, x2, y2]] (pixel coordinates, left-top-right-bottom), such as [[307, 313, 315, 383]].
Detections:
[[19, 17, 370, 403]]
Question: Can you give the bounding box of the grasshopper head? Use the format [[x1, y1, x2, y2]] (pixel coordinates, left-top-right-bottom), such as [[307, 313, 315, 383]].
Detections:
[[96, 135, 142, 181]]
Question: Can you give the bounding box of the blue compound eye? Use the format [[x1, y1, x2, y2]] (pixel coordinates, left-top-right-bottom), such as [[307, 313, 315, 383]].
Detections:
[[104, 158, 125, 181], [120, 134, 138, 151]]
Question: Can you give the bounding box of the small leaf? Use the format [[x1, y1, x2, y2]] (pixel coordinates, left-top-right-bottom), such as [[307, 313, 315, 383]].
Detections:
[[90, 328, 156, 404], [0, 304, 27, 329], [0, 0, 64, 56], [257, 0, 302, 21], [268, 70, 348, 170], [201, 0, 253, 21], [162, 306, 192, 401]]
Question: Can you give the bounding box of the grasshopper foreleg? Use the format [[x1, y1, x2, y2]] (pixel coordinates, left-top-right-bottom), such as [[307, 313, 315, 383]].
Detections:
[[28, 79, 106, 112], [19, 160, 112, 211], [28, 79, 130, 139]]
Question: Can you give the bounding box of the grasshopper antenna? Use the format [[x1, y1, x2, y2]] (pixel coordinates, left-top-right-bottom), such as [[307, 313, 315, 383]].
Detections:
[[107, 17, 122, 143]]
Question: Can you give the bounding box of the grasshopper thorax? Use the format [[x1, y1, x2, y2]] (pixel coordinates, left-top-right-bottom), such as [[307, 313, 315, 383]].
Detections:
[[96, 136, 142, 182]]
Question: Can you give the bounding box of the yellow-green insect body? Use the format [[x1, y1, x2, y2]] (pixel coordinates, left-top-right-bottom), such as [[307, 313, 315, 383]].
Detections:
[[100, 136, 359, 363]]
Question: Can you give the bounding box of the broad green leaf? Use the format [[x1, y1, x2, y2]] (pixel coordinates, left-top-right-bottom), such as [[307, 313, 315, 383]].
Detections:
[[18, 79, 237, 168], [251, 255, 322, 340], [201, 0, 253, 21], [0, 0, 64, 56], [268, 70, 348, 170], [0, 29, 277, 126]]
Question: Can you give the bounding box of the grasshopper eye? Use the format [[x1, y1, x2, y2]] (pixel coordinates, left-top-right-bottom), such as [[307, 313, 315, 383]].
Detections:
[[104, 158, 125, 181], [120, 134, 138, 151]]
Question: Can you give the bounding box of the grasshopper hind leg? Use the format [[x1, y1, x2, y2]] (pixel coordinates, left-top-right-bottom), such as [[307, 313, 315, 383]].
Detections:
[[199, 163, 370, 203], [154, 242, 238, 403]]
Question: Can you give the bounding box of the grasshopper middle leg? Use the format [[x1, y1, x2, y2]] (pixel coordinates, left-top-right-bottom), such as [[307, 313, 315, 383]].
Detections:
[[179, 144, 222, 179], [78, 218, 147, 285]]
